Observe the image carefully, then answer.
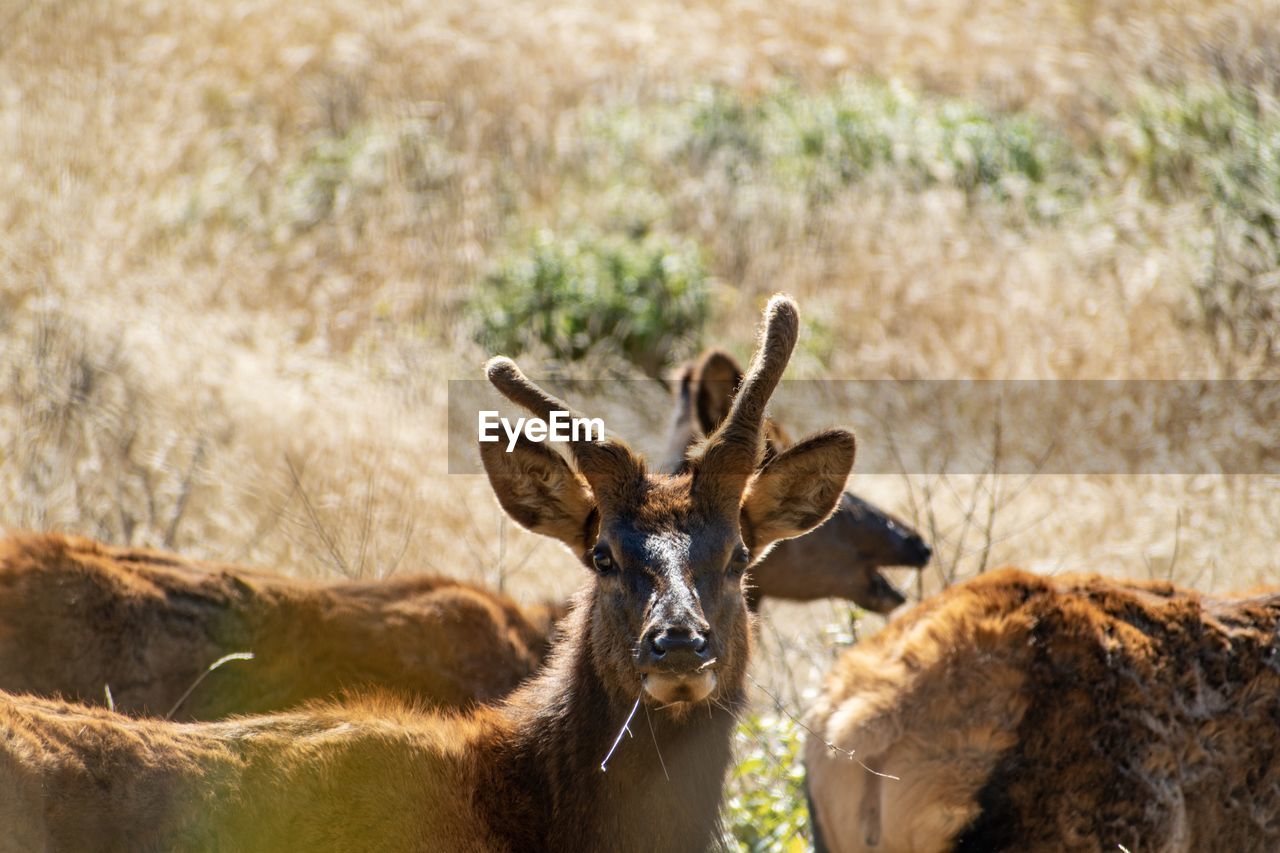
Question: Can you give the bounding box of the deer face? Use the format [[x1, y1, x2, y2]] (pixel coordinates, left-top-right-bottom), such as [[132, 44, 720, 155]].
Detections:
[[480, 295, 856, 710], [587, 483, 748, 706], [749, 493, 932, 612]]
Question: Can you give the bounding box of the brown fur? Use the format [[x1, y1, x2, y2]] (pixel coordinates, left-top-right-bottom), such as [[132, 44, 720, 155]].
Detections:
[[0, 603, 746, 852], [663, 348, 932, 613], [804, 569, 1280, 852], [0, 532, 553, 719], [0, 293, 857, 851]]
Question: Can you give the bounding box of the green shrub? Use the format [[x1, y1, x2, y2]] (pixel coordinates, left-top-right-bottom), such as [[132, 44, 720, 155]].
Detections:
[[723, 712, 812, 853], [283, 122, 456, 232], [472, 230, 710, 377], [1120, 84, 1280, 363], [685, 88, 766, 178], [1122, 84, 1277, 204], [679, 82, 1082, 216], [155, 120, 455, 239]]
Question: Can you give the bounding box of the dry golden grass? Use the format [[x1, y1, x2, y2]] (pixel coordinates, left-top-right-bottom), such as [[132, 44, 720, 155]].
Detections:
[[3, 6, 1278, 839]]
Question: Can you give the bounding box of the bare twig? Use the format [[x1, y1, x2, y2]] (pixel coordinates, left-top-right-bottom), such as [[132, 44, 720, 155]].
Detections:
[[495, 514, 508, 592], [456, 494, 493, 579], [975, 406, 1004, 575], [744, 671, 899, 781], [1167, 508, 1183, 583], [164, 435, 206, 548], [642, 701, 670, 782], [284, 454, 349, 576], [383, 517, 419, 578], [355, 472, 377, 579], [232, 475, 299, 564]]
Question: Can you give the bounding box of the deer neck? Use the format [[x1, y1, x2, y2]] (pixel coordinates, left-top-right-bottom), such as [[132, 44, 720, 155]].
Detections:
[[479, 594, 747, 853]]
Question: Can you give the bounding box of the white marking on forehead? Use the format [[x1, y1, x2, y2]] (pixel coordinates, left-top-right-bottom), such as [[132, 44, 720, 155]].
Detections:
[[641, 531, 693, 570], [643, 532, 700, 612]]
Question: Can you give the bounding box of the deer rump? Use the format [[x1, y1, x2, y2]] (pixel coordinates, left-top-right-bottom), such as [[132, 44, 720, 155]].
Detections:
[[804, 568, 1280, 853]]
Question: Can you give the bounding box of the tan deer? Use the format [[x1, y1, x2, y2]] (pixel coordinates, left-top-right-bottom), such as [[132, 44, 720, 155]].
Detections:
[[0, 294, 857, 852], [804, 568, 1280, 853], [0, 532, 560, 718], [663, 348, 931, 613]]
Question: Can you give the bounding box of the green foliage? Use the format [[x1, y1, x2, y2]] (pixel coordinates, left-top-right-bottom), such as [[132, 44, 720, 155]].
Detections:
[[472, 230, 710, 377], [602, 78, 1277, 364], [1119, 84, 1280, 363], [1122, 84, 1278, 205], [723, 712, 812, 853], [678, 82, 1083, 217], [282, 127, 392, 230], [158, 120, 455, 237], [282, 122, 456, 232]]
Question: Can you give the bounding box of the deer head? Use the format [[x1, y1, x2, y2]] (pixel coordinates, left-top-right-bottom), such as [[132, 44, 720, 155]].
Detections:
[[479, 295, 855, 710]]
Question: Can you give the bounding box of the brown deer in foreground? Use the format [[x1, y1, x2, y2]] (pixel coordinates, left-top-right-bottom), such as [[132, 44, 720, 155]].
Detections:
[[0, 532, 560, 718], [663, 348, 931, 613], [804, 568, 1280, 853], [0, 294, 857, 851]]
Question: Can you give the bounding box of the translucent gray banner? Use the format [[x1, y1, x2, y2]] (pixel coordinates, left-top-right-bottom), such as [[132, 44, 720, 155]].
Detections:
[[448, 379, 1280, 475]]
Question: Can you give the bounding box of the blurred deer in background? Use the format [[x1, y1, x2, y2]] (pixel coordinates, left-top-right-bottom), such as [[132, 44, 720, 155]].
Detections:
[[0, 532, 561, 719]]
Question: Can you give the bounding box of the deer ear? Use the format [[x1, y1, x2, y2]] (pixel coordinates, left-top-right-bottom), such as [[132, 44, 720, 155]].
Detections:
[[660, 362, 700, 472], [480, 434, 596, 553], [741, 430, 856, 550], [693, 350, 744, 436]]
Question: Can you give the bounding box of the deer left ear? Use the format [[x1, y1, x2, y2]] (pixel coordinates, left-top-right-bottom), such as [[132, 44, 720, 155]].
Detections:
[[740, 429, 855, 549], [693, 349, 744, 437]]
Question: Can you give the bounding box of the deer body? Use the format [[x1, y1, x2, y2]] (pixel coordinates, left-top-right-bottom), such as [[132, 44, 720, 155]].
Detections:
[[1, 295, 856, 850], [0, 533, 554, 718], [1, 693, 473, 852], [804, 569, 1280, 853]]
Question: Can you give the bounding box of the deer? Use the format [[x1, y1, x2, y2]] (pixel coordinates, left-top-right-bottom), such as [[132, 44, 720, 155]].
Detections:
[[0, 341, 915, 723], [0, 294, 858, 852], [803, 567, 1280, 853], [663, 348, 931, 613], [0, 532, 562, 719]]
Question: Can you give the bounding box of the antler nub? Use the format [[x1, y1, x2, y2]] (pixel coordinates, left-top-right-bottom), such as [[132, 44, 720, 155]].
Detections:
[[483, 356, 642, 508], [485, 356, 576, 424], [695, 293, 800, 507]]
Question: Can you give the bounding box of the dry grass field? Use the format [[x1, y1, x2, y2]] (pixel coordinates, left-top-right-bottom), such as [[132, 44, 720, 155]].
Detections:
[[3, 0, 1279, 847]]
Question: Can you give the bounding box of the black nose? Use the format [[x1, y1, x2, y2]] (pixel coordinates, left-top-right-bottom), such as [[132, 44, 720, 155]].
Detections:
[[907, 535, 932, 565], [650, 626, 711, 660]]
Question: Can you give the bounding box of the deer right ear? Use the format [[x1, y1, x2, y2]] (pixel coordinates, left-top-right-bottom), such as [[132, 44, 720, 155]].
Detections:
[[480, 434, 597, 553], [741, 429, 856, 550]]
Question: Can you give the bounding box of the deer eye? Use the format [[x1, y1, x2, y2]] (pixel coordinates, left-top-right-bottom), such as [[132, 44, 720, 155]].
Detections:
[[591, 543, 615, 574], [727, 544, 751, 576]]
